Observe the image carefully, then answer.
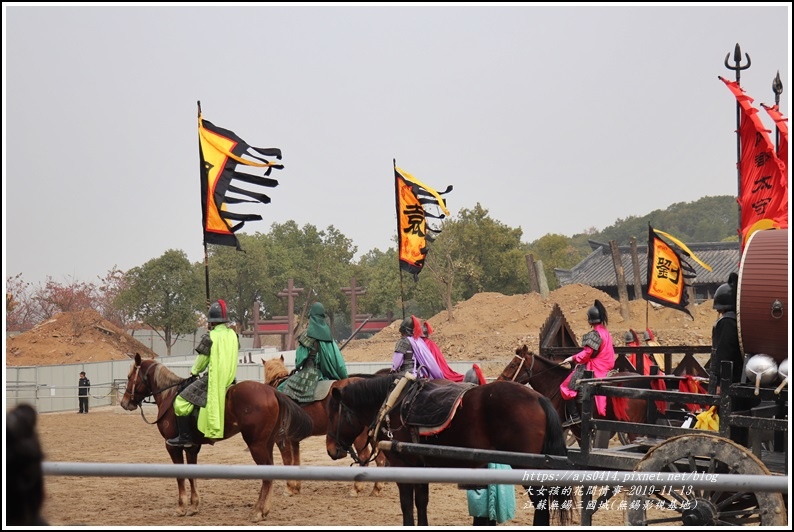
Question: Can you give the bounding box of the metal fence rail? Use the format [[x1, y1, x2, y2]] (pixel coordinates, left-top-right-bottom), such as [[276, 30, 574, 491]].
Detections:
[[42, 462, 789, 492]]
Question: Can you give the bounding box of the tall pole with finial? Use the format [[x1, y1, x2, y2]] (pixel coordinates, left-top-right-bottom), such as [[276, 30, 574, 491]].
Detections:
[[724, 43, 751, 243], [772, 71, 783, 153]]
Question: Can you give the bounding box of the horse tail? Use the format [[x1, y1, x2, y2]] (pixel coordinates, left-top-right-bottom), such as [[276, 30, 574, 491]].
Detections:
[[538, 395, 573, 525], [275, 391, 314, 442]]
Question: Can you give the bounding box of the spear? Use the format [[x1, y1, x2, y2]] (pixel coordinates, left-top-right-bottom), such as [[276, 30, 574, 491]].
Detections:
[[724, 43, 751, 242]]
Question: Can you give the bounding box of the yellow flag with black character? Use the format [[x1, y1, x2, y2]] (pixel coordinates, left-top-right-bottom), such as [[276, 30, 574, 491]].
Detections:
[[199, 112, 284, 249], [394, 165, 452, 281], [644, 225, 710, 320]]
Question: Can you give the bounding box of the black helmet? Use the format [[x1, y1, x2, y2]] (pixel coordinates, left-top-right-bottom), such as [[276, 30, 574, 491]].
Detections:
[[399, 317, 414, 336], [623, 331, 635, 343], [713, 282, 735, 312], [586, 299, 608, 326], [586, 306, 601, 324], [208, 299, 229, 323]]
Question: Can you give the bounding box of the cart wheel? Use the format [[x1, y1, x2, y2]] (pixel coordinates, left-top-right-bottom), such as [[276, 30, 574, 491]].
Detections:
[[624, 434, 786, 526]]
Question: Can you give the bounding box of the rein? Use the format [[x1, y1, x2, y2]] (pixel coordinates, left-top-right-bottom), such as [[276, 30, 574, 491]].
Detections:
[[330, 400, 380, 467], [508, 352, 571, 402], [129, 362, 187, 425]]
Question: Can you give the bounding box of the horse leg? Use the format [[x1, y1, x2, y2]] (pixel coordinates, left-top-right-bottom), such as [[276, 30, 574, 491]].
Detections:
[[166, 445, 194, 517], [185, 447, 201, 516], [276, 437, 301, 496], [247, 440, 276, 522], [396, 483, 416, 526], [530, 490, 551, 526], [349, 431, 375, 497], [415, 482, 430, 526], [370, 451, 388, 496]]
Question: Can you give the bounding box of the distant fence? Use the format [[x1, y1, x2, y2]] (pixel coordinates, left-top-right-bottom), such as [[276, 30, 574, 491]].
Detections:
[[5, 354, 479, 414]]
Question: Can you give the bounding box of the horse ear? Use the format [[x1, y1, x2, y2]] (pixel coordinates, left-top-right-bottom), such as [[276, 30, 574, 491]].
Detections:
[[261, 358, 266, 366], [135, 352, 142, 365], [280, 354, 284, 362], [331, 388, 342, 400]]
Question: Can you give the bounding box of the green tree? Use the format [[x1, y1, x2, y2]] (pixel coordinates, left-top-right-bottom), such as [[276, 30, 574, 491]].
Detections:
[[116, 249, 202, 356], [206, 233, 273, 332], [527, 234, 583, 290]]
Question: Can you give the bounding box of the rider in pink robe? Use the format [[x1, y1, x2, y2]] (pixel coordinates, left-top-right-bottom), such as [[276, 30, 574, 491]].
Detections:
[[560, 300, 615, 422]]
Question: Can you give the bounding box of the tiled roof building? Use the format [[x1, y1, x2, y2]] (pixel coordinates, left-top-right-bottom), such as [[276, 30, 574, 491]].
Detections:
[[554, 240, 740, 302]]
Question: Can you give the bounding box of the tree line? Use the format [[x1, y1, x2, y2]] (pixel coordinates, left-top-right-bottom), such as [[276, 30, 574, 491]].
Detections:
[[6, 195, 738, 352]]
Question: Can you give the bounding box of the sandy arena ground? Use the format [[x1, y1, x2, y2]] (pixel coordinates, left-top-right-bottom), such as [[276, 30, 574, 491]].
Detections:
[[37, 404, 634, 527]]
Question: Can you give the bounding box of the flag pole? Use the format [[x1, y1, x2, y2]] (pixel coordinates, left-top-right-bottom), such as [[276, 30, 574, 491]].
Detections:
[[772, 71, 783, 154], [198, 100, 211, 308], [394, 158, 406, 320], [723, 43, 751, 243]]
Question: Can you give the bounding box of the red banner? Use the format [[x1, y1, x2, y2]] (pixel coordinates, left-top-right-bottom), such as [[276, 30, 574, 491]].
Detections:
[[719, 77, 787, 253]]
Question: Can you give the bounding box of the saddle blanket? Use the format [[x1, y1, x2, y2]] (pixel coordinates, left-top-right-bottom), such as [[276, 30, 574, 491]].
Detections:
[[400, 379, 476, 436]]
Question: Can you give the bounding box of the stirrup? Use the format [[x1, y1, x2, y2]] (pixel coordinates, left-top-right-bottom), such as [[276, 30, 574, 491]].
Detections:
[[562, 415, 581, 428], [166, 437, 195, 448]]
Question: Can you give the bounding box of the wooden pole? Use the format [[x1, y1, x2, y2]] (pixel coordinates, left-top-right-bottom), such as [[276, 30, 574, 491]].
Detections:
[[630, 237, 643, 301], [277, 279, 304, 350], [525, 254, 540, 294], [609, 240, 631, 320]]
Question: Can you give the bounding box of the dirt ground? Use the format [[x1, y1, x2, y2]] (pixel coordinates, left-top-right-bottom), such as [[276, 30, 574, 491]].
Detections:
[[38, 405, 634, 527]]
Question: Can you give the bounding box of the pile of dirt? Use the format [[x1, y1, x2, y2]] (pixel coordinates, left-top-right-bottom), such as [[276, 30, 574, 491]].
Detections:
[[5, 309, 159, 366], [5, 284, 716, 371], [341, 284, 715, 375]]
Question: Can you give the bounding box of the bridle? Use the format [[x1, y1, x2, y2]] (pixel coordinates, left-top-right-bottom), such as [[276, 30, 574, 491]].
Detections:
[[125, 361, 186, 425], [505, 352, 535, 383], [329, 398, 380, 467]]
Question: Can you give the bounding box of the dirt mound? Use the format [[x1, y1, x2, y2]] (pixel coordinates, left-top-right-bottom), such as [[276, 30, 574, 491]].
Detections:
[[5, 309, 159, 366], [341, 284, 714, 375], [6, 285, 715, 371]]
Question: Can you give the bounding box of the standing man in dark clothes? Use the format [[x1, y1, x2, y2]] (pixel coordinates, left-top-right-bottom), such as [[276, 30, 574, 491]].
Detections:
[[78, 371, 90, 413]]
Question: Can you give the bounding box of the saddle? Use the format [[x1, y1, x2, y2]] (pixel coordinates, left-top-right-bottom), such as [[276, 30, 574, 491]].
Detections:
[[399, 379, 476, 436]]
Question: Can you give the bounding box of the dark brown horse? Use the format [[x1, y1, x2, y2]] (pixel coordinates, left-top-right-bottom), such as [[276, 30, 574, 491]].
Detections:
[[119, 353, 313, 521], [326, 374, 573, 526], [261, 355, 387, 497], [497, 345, 653, 443]]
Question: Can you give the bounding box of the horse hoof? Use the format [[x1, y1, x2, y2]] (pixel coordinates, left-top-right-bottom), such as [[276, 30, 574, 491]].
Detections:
[[250, 512, 265, 523], [175, 509, 187, 517], [347, 489, 360, 498], [186, 508, 198, 517]]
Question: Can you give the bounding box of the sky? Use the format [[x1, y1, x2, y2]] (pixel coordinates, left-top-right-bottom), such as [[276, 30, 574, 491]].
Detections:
[[3, 3, 791, 288]]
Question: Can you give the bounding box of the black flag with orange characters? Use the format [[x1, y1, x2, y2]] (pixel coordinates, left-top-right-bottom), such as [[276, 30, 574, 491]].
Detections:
[[644, 225, 711, 320], [394, 165, 452, 281], [199, 113, 284, 249]]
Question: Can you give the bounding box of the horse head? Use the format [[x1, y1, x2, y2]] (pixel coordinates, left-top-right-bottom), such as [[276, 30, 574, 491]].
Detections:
[[120, 353, 154, 411], [326, 376, 390, 464], [496, 345, 536, 384], [262, 355, 288, 387]]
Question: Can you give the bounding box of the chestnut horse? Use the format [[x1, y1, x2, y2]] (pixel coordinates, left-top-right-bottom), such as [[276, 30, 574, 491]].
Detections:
[[326, 375, 573, 526], [262, 355, 387, 497], [497, 345, 656, 444], [119, 353, 313, 521]]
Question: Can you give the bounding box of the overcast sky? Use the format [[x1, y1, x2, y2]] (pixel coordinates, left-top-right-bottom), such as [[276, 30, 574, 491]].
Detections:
[[3, 3, 791, 288]]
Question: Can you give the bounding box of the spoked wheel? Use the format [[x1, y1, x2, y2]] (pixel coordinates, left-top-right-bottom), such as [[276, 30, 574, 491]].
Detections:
[[624, 434, 786, 526]]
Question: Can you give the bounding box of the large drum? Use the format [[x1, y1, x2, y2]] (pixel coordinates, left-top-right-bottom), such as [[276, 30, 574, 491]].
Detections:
[[737, 228, 789, 364]]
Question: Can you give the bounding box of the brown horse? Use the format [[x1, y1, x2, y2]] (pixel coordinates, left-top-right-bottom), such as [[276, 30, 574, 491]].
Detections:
[[326, 374, 573, 526], [261, 355, 387, 497], [497, 345, 653, 443], [119, 353, 313, 521]]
